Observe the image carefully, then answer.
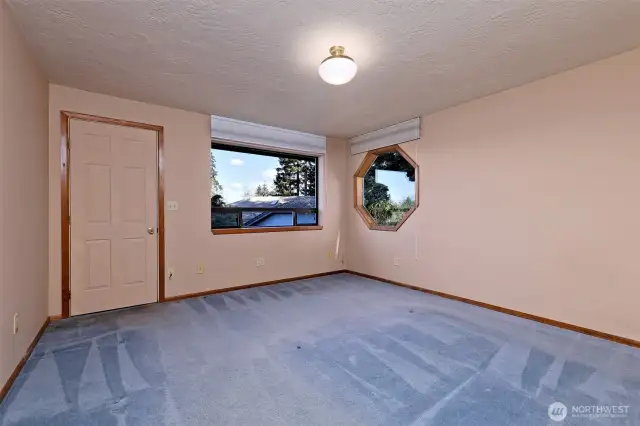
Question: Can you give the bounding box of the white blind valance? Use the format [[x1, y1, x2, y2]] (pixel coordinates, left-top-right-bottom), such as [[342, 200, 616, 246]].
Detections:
[[350, 118, 421, 155], [211, 115, 326, 155]]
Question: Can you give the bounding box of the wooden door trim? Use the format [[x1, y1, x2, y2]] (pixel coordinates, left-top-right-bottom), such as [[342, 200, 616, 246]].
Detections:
[[60, 111, 166, 318]]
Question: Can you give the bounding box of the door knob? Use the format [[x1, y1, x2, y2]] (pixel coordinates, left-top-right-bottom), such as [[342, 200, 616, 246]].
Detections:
[[147, 227, 155, 235]]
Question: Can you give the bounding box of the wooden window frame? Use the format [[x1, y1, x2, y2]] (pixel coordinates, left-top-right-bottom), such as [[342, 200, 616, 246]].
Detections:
[[211, 142, 322, 234], [60, 111, 166, 318], [353, 144, 419, 231]]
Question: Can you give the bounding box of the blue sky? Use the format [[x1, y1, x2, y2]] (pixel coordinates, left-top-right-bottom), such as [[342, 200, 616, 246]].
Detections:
[[376, 170, 415, 202], [212, 149, 415, 203], [212, 149, 280, 203]]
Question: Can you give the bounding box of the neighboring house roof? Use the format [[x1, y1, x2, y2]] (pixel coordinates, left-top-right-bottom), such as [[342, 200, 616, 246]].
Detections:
[[229, 196, 316, 226]]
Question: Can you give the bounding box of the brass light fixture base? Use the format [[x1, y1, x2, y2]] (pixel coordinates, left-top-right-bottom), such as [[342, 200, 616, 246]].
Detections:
[[329, 45, 345, 57], [322, 45, 353, 65]]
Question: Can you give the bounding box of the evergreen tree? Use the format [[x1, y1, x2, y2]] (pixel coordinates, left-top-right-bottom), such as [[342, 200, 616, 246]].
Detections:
[[210, 150, 223, 198], [400, 196, 415, 210], [273, 158, 305, 196], [300, 161, 316, 196], [375, 151, 415, 181], [363, 167, 390, 206], [211, 194, 225, 207], [255, 183, 271, 196], [272, 158, 317, 196], [210, 150, 225, 228]]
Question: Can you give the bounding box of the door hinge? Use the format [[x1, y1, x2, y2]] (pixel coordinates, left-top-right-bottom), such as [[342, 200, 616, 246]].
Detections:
[[68, 215, 71, 225], [63, 290, 71, 301]]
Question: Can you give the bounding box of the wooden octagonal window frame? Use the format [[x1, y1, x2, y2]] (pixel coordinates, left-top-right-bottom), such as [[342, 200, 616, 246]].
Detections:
[[354, 144, 419, 231]]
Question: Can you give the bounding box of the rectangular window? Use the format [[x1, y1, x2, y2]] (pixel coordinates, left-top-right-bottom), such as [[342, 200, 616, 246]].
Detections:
[[211, 142, 319, 232]]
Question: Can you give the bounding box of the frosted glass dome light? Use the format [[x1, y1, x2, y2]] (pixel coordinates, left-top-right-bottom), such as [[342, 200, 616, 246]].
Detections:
[[318, 46, 358, 85]]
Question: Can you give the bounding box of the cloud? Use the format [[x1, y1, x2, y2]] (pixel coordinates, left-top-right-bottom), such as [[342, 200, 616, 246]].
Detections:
[[262, 168, 277, 181], [223, 183, 247, 203], [230, 159, 244, 166], [223, 187, 244, 203]]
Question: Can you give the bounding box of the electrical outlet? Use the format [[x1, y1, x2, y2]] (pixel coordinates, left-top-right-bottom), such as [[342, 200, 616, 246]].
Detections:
[[256, 258, 265, 267], [167, 201, 179, 211], [168, 268, 175, 280], [13, 313, 19, 335], [393, 258, 401, 267], [197, 265, 204, 274]]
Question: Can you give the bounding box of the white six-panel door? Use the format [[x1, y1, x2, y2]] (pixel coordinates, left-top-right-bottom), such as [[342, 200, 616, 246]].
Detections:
[[69, 120, 158, 316]]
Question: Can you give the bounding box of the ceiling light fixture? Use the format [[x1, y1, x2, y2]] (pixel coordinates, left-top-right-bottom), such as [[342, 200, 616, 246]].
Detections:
[[318, 46, 358, 85]]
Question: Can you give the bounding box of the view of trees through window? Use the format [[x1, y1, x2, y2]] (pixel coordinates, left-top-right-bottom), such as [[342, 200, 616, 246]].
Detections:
[[210, 144, 317, 229], [363, 151, 416, 226]]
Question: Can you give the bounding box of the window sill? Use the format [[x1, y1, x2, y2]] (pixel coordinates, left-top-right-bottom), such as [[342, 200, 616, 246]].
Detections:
[[212, 225, 323, 235]]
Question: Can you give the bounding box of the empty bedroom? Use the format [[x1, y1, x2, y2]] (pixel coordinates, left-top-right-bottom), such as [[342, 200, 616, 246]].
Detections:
[[1, 0, 639, 425]]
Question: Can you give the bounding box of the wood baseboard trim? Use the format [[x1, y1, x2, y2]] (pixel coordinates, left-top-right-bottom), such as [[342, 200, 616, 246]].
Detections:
[[347, 270, 640, 349], [0, 317, 50, 404], [164, 269, 348, 302], [48, 315, 63, 322]]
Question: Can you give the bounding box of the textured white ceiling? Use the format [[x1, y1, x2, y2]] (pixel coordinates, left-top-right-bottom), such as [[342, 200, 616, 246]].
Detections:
[[7, 0, 640, 137]]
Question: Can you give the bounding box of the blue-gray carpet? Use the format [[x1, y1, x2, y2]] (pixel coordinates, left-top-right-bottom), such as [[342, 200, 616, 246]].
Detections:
[[1, 273, 639, 425]]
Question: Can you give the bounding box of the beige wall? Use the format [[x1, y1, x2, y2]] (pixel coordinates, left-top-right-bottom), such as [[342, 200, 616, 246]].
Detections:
[[347, 48, 640, 341], [48, 85, 347, 315], [1, 2, 50, 387], [41, 37, 640, 342]]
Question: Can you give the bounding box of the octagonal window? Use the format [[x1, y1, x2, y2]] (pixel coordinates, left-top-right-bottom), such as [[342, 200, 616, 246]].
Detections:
[[354, 146, 419, 231]]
